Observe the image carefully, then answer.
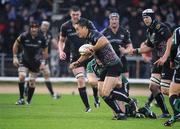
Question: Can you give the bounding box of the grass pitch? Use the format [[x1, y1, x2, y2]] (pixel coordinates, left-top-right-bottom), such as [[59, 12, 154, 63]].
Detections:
[[0, 94, 179, 129]]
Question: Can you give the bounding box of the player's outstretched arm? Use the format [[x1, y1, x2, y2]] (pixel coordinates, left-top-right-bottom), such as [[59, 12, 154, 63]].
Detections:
[[12, 36, 21, 67]]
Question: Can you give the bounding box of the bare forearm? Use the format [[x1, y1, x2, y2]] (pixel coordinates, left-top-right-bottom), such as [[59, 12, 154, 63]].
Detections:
[[12, 41, 19, 56], [42, 48, 48, 59], [163, 36, 172, 58], [77, 55, 91, 63], [58, 36, 65, 52]]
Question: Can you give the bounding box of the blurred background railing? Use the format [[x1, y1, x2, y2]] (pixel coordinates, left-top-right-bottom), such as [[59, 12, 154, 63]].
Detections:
[[0, 53, 151, 78]]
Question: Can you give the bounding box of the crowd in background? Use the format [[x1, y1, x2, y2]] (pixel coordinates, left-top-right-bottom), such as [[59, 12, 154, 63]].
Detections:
[[0, 0, 179, 77]]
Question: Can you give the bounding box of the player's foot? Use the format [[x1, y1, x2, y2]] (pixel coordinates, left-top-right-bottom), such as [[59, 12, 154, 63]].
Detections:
[[129, 99, 138, 113], [138, 106, 157, 119], [25, 101, 30, 105], [164, 116, 175, 126], [115, 113, 127, 120], [94, 102, 100, 108], [85, 107, 91, 113], [159, 113, 171, 118], [52, 93, 61, 100], [134, 112, 145, 118], [94, 99, 100, 108], [15, 98, 25, 105]]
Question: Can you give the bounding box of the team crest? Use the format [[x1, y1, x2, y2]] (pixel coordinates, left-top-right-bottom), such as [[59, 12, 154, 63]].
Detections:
[[156, 24, 161, 30]]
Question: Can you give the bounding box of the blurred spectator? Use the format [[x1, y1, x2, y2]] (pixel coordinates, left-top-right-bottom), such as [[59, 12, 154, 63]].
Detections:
[[0, 0, 179, 77]]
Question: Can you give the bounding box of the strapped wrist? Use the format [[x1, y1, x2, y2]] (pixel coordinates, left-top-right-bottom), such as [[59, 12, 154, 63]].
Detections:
[[13, 54, 17, 57], [41, 59, 46, 65]]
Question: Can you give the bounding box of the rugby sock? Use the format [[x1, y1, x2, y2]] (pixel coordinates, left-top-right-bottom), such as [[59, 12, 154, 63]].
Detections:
[[45, 81, 54, 96], [24, 82, 29, 96], [146, 93, 154, 107], [92, 87, 99, 103], [111, 90, 131, 103], [169, 95, 179, 116], [27, 87, 35, 103], [155, 92, 169, 114], [102, 96, 122, 113], [19, 82, 25, 99], [78, 87, 90, 108]]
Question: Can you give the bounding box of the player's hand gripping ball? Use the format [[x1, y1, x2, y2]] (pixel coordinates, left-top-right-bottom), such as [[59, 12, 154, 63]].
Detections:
[[79, 44, 94, 56]]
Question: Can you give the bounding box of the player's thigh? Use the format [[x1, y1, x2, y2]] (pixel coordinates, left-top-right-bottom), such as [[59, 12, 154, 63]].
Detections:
[[102, 76, 119, 96], [169, 82, 180, 96]]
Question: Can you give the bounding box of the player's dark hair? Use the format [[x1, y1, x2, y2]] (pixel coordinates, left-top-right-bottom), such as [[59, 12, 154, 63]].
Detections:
[[29, 20, 39, 28], [70, 5, 80, 12], [76, 18, 90, 29]]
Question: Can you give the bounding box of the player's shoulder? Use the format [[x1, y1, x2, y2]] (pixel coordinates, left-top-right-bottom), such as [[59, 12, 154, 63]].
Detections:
[[80, 17, 91, 22], [174, 27, 180, 33], [101, 27, 110, 34], [119, 26, 129, 34], [61, 20, 72, 28], [20, 31, 29, 37], [156, 22, 169, 31]]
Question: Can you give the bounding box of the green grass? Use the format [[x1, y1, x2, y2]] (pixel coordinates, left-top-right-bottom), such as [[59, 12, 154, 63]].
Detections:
[[0, 94, 179, 129]]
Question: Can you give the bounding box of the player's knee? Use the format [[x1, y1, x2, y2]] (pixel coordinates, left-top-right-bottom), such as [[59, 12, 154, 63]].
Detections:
[[101, 89, 111, 97], [88, 80, 98, 87], [19, 75, 25, 82], [149, 84, 160, 94], [29, 80, 35, 88], [44, 74, 50, 80], [76, 74, 86, 87], [160, 81, 170, 96], [161, 88, 169, 96]]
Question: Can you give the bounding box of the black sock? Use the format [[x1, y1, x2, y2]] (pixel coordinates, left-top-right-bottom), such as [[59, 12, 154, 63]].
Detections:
[[78, 87, 90, 108], [146, 93, 154, 106], [169, 94, 179, 116], [19, 82, 25, 99], [102, 96, 122, 114], [27, 87, 35, 103], [92, 87, 99, 103], [111, 90, 131, 103], [155, 92, 169, 114], [45, 81, 54, 96]]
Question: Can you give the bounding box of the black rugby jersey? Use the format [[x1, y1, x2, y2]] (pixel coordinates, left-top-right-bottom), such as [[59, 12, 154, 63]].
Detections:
[[18, 31, 47, 63], [171, 27, 180, 63], [146, 21, 172, 63], [101, 26, 131, 57], [87, 30, 121, 66], [41, 31, 53, 54], [60, 18, 96, 60]]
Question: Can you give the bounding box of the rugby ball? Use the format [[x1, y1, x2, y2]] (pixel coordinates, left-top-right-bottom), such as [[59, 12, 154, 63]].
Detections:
[[79, 44, 93, 55]]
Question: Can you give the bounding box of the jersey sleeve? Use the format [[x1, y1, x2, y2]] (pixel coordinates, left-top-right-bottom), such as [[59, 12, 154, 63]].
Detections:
[[170, 27, 180, 61], [17, 33, 26, 44], [88, 20, 97, 30], [90, 31, 103, 45], [159, 26, 172, 41], [124, 29, 132, 45], [60, 23, 67, 37], [41, 36, 48, 49]]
